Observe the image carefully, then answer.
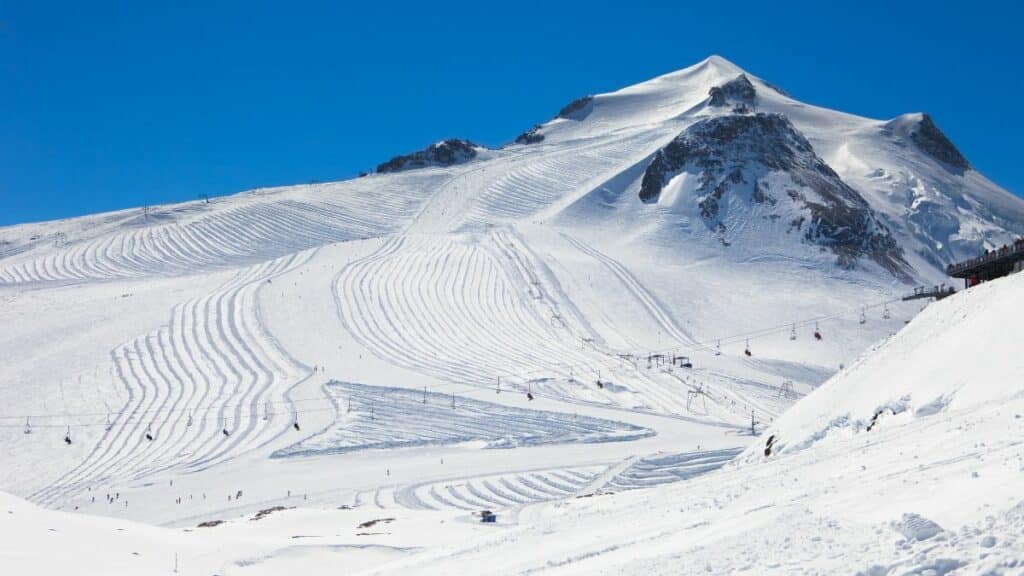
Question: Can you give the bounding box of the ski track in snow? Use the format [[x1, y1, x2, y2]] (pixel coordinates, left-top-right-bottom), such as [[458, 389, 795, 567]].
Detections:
[[273, 382, 653, 458], [0, 179, 439, 286], [464, 133, 662, 225], [392, 466, 605, 511], [603, 447, 743, 491], [332, 230, 731, 419], [31, 252, 314, 506]]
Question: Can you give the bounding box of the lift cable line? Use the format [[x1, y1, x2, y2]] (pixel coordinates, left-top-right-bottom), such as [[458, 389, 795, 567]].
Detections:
[[0, 294, 906, 429]]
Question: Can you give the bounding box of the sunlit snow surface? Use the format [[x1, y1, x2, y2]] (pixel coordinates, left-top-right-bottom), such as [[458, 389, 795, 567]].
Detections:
[[2, 55, 1024, 574], [273, 382, 654, 457]]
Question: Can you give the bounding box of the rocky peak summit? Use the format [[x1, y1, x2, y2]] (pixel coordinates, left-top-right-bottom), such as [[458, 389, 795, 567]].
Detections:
[[708, 74, 756, 110]]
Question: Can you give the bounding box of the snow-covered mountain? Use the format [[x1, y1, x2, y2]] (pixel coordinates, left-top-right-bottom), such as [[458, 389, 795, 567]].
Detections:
[[2, 55, 1023, 574], [2, 56, 1020, 285]]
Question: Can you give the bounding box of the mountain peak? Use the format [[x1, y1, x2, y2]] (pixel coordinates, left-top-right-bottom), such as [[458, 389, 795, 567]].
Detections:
[[708, 74, 757, 109], [701, 54, 742, 71], [885, 113, 970, 172]]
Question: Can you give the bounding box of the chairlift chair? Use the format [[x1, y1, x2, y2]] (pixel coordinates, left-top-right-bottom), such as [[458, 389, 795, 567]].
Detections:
[[859, 308, 867, 324], [814, 321, 822, 341], [64, 426, 72, 445], [789, 324, 797, 341], [24, 417, 31, 435], [744, 340, 752, 357]]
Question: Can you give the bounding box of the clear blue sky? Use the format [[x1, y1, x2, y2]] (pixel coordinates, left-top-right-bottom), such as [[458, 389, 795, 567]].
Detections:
[[2, 0, 1022, 226]]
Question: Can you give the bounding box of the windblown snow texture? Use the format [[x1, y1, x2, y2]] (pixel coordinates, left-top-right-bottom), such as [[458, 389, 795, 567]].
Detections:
[[273, 382, 653, 457]]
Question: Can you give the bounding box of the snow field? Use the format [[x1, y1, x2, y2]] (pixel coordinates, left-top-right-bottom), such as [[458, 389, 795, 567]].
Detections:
[[0, 175, 441, 286], [30, 252, 314, 507], [274, 382, 653, 458]]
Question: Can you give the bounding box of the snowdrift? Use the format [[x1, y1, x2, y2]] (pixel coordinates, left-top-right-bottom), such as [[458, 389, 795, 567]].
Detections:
[[757, 271, 1024, 458]]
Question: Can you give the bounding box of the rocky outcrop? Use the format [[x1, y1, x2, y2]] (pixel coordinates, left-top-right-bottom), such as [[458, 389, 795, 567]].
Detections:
[[514, 125, 545, 145], [639, 113, 911, 278], [376, 139, 480, 173], [908, 114, 970, 171], [708, 74, 756, 110], [507, 95, 592, 148], [557, 95, 594, 120]]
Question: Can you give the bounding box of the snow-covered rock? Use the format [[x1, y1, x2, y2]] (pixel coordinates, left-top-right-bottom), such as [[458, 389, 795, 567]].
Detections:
[[376, 138, 481, 173]]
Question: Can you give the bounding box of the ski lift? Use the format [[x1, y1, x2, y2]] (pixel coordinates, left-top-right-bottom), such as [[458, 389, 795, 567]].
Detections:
[[263, 402, 271, 421], [744, 339, 752, 357], [64, 426, 72, 445], [293, 419, 301, 431], [813, 321, 822, 341], [883, 304, 891, 320], [23, 417, 31, 435], [144, 424, 154, 442], [221, 417, 231, 437], [674, 355, 693, 369], [859, 308, 867, 324], [105, 413, 113, 432], [186, 411, 193, 427], [715, 340, 721, 356], [789, 324, 797, 341]]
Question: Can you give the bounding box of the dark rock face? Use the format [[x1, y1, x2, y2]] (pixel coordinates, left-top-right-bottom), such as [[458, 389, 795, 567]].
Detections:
[[639, 113, 911, 278], [708, 74, 756, 109], [908, 114, 970, 171], [557, 95, 594, 120], [376, 139, 479, 173], [515, 125, 545, 145]]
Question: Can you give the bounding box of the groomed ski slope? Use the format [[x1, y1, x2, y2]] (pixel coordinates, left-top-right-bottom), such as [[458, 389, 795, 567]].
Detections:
[[351, 270, 1024, 575], [3, 269, 1021, 575]]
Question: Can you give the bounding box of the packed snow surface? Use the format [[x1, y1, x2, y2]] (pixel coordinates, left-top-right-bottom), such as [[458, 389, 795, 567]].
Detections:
[[2, 55, 1023, 574]]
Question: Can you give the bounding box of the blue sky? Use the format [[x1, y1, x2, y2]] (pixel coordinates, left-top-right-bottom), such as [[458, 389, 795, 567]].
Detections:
[[2, 0, 1021, 226]]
